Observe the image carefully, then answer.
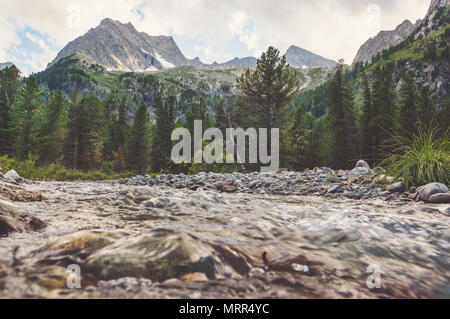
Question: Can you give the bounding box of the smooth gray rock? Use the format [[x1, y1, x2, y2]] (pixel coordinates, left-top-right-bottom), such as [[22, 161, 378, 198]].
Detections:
[[389, 182, 406, 193], [355, 160, 371, 170], [4, 170, 23, 183], [426, 193, 450, 204], [418, 183, 449, 202], [349, 167, 372, 177]]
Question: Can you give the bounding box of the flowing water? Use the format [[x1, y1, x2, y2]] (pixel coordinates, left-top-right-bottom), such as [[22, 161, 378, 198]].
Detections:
[[0, 181, 449, 298]]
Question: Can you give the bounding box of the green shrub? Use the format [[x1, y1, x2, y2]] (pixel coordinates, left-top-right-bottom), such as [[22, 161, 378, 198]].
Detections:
[[382, 128, 450, 187], [0, 155, 134, 181]]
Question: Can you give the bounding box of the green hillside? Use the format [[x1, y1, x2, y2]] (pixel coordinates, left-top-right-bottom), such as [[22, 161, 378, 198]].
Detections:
[[36, 52, 331, 115]]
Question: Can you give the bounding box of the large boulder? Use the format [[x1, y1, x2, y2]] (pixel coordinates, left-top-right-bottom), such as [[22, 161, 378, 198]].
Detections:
[[349, 160, 372, 177], [417, 183, 448, 202], [355, 160, 371, 170], [4, 170, 23, 183], [0, 199, 46, 236]]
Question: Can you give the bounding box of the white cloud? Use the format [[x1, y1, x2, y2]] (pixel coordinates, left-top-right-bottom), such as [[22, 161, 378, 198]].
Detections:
[[0, 15, 20, 62], [0, 0, 431, 70]]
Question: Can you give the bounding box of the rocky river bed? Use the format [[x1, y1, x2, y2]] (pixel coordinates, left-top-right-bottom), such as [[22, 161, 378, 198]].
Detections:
[[0, 175, 449, 299]]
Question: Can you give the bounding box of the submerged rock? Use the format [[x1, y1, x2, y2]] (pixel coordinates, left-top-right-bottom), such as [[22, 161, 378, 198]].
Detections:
[[0, 181, 43, 202], [84, 229, 216, 282], [0, 199, 46, 236]]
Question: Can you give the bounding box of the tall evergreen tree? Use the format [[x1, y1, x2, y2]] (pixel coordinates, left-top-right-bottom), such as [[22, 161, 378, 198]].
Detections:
[[417, 86, 436, 129], [398, 72, 418, 136], [63, 90, 82, 168], [102, 93, 118, 162], [0, 66, 20, 155], [371, 63, 397, 161], [214, 98, 227, 135], [327, 64, 359, 169], [281, 107, 314, 170], [81, 95, 104, 170], [37, 91, 67, 164], [129, 102, 150, 174], [236, 46, 299, 148], [360, 71, 375, 164], [116, 96, 129, 152], [185, 97, 212, 134], [152, 95, 175, 170], [63, 92, 104, 170], [11, 75, 42, 159]]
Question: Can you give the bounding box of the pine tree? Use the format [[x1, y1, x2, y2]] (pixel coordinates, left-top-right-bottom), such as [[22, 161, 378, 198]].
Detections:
[[371, 64, 397, 161], [113, 146, 126, 173], [102, 93, 118, 162], [185, 97, 212, 135], [360, 72, 375, 164], [11, 75, 42, 159], [417, 86, 436, 129], [37, 91, 67, 164], [281, 107, 314, 170], [214, 98, 227, 135], [63, 92, 104, 170], [327, 64, 359, 169], [116, 96, 129, 152], [63, 90, 82, 168], [236, 46, 299, 141], [0, 66, 20, 155], [129, 102, 150, 174], [398, 72, 418, 136], [81, 95, 104, 170], [152, 95, 175, 170]]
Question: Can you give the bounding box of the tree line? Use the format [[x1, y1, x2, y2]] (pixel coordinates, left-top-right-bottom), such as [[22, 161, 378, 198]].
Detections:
[[1, 45, 448, 176]]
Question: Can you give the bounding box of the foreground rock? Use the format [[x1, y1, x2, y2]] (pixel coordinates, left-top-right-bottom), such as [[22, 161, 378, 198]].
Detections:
[[0, 180, 43, 202], [411, 183, 450, 204], [0, 199, 46, 236], [4, 170, 24, 183]]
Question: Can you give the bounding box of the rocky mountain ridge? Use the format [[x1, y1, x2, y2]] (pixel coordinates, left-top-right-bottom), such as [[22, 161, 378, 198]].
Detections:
[[352, 19, 419, 65], [286, 45, 337, 68], [48, 18, 337, 72]]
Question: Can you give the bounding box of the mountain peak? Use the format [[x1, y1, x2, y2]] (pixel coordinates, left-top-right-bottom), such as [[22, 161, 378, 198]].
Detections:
[[352, 19, 417, 64], [48, 19, 188, 72], [285, 45, 337, 68]]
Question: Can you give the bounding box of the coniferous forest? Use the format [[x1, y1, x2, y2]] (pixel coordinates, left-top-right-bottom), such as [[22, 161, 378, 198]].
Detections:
[[0, 43, 449, 185]]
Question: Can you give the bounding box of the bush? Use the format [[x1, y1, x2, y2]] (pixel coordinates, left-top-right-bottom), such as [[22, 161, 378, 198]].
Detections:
[[0, 155, 133, 181], [382, 128, 450, 187]]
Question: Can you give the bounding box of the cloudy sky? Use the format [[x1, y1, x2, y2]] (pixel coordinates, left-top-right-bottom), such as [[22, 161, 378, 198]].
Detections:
[[0, 0, 431, 75]]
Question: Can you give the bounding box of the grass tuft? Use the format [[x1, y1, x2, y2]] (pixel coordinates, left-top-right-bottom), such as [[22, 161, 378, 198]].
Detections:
[[381, 127, 450, 188]]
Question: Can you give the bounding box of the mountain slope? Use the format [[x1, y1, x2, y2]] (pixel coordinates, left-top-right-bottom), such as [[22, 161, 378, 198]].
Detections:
[[412, 0, 450, 39], [285, 46, 337, 68], [48, 18, 193, 72], [0, 62, 14, 70], [353, 19, 418, 65], [216, 57, 257, 68]]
